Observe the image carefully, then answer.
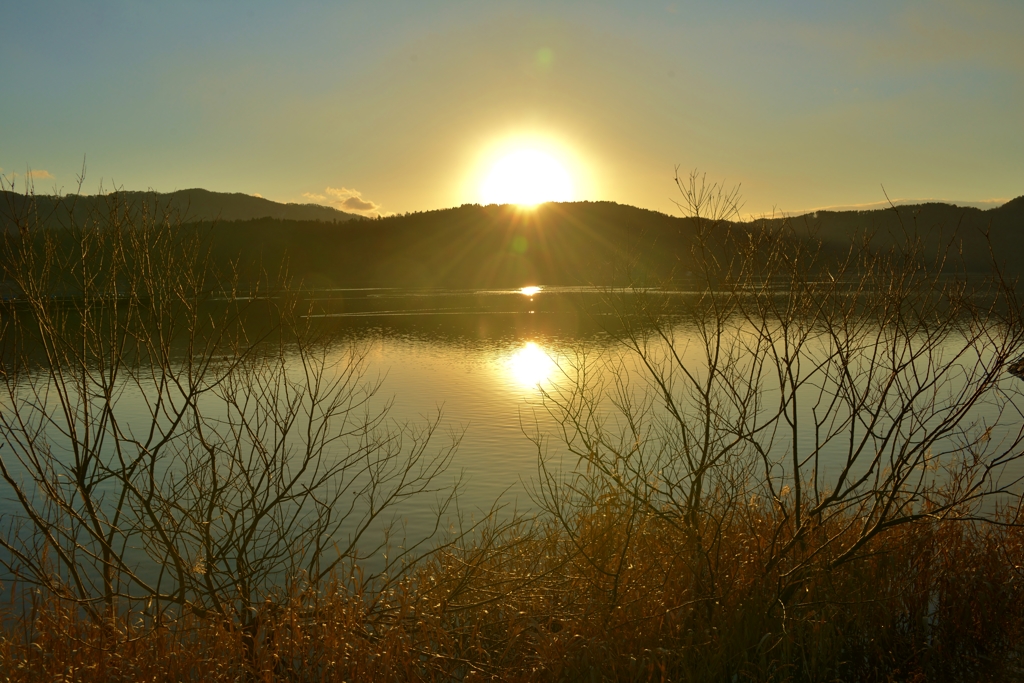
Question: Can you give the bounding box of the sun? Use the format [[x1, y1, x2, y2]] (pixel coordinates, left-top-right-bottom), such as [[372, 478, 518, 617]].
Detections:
[[480, 150, 574, 207]]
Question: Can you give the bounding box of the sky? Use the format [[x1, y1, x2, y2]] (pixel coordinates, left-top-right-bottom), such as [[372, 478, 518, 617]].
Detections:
[[2, 0, 1022, 218]]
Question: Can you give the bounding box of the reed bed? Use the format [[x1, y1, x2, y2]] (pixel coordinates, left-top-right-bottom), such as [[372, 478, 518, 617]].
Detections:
[[3, 502, 1022, 682]]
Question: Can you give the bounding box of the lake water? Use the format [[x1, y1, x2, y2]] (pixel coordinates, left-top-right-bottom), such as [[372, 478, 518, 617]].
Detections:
[[0, 286, 634, 586], [311, 288, 621, 509], [298, 286, 1024, 536], [2, 285, 1022, 589]]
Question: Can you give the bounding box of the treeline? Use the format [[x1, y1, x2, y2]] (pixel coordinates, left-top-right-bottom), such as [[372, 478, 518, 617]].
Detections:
[[203, 202, 691, 289], [0, 187, 360, 227], [203, 196, 1024, 289], [3, 190, 1024, 291]]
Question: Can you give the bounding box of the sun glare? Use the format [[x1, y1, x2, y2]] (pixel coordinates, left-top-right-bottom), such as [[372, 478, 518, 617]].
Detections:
[[520, 286, 541, 296], [508, 342, 556, 389], [480, 150, 574, 207]]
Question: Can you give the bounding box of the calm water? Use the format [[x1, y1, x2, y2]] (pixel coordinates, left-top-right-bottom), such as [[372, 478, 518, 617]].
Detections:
[[3, 286, 1022, 583], [302, 286, 1024, 528], [298, 287, 629, 530], [0, 287, 631, 582]]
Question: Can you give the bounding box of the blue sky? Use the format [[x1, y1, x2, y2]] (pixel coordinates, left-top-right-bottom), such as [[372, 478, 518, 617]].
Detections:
[[2, 0, 1021, 216]]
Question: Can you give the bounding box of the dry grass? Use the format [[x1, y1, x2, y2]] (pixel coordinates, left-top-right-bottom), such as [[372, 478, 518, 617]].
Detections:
[[3, 503, 1022, 682]]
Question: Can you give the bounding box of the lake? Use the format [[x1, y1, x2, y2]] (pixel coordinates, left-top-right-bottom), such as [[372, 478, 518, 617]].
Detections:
[[304, 287, 625, 511], [2, 284, 1022, 590]]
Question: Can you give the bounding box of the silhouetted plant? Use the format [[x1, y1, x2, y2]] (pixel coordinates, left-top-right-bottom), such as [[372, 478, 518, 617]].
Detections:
[[529, 169, 1024, 679], [0, 178, 460, 651]]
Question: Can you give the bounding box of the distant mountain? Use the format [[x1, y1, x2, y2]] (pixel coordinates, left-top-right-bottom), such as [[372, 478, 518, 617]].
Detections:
[[195, 196, 1024, 288], [0, 188, 362, 225], [203, 202, 688, 289], [3, 191, 1023, 289], [765, 195, 1024, 275]]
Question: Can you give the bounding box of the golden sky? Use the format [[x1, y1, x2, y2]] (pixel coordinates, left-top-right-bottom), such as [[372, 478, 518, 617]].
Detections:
[[2, 1, 1021, 217]]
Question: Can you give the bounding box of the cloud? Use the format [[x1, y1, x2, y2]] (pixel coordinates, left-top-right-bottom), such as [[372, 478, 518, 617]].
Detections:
[[5, 169, 54, 181], [302, 186, 383, 216], [340, 196, 378, 212]]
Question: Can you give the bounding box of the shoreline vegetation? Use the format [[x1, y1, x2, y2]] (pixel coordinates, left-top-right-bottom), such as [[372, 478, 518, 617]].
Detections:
[[4, 515, 1022, 681], [2, 174, 1024, 681]]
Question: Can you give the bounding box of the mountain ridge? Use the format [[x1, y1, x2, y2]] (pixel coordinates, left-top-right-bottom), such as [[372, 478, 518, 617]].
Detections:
[[0, 187, 363, 224], [197, 197, 1024, 288], [3, 191, 1023, 288]]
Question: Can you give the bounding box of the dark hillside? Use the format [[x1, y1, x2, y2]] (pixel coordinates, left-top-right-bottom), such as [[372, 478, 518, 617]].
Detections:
[[204, 202, 699, 289], [0, 188, 361, 226], [208, 198, 1024, 288], [766, 197, 1024, 274], [3, 191, 1023, 290]]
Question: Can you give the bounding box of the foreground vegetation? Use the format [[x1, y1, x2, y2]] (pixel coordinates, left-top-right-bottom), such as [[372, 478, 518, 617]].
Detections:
[[2, 175, 1023, 681], [3, 511, 1023, 681]]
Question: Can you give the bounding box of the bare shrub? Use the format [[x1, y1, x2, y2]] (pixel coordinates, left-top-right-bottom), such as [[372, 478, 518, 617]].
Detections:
[[0, 181, 459, 644], [529, 170, 1024, 677]]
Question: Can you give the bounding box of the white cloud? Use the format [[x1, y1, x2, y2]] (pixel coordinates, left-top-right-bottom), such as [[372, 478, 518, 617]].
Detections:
[[303, 186, 383, 216]]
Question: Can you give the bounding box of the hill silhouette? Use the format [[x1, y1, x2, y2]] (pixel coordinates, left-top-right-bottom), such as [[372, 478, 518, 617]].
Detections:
[[3, 192, 1023, 290], [204, 202, 689, 289], [201, 198, 1024, 289], [766, 197, 1024, 274], [0, 188, 362, 226]]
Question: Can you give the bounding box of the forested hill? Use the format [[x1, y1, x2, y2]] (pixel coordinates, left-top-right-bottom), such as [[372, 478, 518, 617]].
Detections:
[[204, 202, 690, 289], [197, 198, 1024, 289], [764, 196, 1024, 276], [0, 188, 362, 224], [3, 193, 1023, 289]]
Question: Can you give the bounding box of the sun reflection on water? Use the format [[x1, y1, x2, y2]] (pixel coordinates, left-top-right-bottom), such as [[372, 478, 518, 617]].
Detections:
[[508, 341, 556, 389]]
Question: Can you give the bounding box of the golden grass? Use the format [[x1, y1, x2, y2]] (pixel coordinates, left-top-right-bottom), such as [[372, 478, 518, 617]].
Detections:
[[3, 501, 1023, 682]]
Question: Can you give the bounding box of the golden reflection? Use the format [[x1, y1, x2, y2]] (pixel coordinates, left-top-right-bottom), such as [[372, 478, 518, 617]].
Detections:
[[520, 286, 541, 296], [508, 341, 556, 389]]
